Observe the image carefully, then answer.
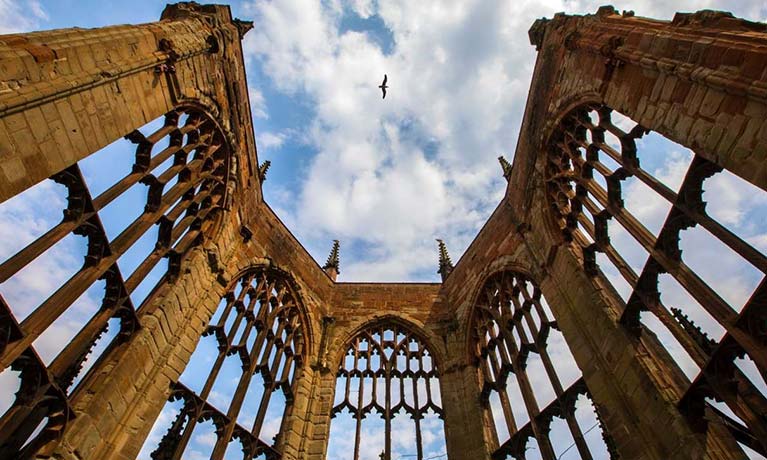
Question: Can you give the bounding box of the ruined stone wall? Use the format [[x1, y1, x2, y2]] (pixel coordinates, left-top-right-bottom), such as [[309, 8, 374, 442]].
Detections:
[[441, 6, 767, 460], [0, 4, 270, 459], [0, 4, 765, 460]]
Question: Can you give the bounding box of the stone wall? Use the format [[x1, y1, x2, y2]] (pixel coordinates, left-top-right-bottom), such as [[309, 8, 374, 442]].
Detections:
[[1, 3, 765, 460]]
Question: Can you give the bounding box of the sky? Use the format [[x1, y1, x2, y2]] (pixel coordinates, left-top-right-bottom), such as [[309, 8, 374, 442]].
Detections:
[[1, 0, 767, 459]]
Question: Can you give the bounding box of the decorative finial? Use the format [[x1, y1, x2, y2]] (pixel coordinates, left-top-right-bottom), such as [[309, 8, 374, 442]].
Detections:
[[323, 240, 340, 281], [436, 239, 454, 281], [232, 18, 254, 39], [258, 160, 271, 182], [498, 155, 513, 180]]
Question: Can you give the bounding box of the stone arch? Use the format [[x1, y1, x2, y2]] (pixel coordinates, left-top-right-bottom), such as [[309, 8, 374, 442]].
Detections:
[[331, 314, 444, 372], [224, 262, 315, 359], [463, 258, 537, 362], [142, 263, 311, 460], [465, 266, 616, 460], [327, 316, 446, 460]]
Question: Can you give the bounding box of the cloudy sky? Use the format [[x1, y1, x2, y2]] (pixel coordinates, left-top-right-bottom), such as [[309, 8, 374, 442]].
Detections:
[[2, 0, 767, 459], [1, 0, 765, 283]]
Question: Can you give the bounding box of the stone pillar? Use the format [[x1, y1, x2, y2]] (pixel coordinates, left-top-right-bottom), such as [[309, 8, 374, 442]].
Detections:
[[439, 363, 493, 460]]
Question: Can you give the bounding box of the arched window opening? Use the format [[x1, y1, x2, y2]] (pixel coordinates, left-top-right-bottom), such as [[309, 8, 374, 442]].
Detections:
[[328, 323, 445, 460], [545, 103, 767, 456], [0, 106, 231, 458], [141, 267, 305, 460], [472, 271, 614, 460]]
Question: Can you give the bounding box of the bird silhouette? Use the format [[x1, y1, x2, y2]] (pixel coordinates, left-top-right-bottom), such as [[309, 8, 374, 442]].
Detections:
[[378, 74, 388, 99]]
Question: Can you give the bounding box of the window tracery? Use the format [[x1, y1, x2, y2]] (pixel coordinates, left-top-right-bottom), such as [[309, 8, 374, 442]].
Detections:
[[329, 323, 444, 460], [472, 270, 614, 460], [145, 267, 305, 460], [545, 103, 767, 456], [0, 106, 231, 458]]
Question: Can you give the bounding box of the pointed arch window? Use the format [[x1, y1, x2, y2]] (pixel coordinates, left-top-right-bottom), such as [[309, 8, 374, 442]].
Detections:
[[142, 267, 305, 460], [329, 323, 445, 460], [545, 103, 767, 456], [472, 271, 615, 460], [0, 106, 231, 458]]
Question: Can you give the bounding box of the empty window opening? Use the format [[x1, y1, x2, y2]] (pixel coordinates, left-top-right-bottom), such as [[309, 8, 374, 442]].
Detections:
[[545, 103, 767, 457], [473, 270, 612, 460], [145, 267, 304, 459], [329, 323, 445, 460]]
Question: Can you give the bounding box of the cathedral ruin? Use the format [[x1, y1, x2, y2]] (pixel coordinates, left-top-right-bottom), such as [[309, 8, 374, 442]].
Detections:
[[0, 3, 766, 459]]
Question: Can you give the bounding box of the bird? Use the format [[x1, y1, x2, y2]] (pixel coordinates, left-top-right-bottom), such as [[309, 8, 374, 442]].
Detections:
[[378, 74, 388, 99]]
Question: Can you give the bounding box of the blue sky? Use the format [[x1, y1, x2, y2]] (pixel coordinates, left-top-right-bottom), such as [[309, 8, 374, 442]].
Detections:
[[2, 0, 767, 459], [2, 0, 766, 282]]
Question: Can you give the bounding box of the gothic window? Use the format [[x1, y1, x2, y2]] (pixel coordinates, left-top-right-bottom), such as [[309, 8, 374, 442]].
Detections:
[[328, 323, 445, 460], [472, 271, 615, 460], [545, 103, 767, 456], [0, 106, 231, 458], [141, 267, 305, 460]]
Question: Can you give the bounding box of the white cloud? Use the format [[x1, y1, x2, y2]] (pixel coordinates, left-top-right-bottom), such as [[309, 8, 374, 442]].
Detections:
[[349, 0, 376, 19], [249, 87, 269, 119], [258, 131, 288, 150], [243, 0, 767, 281], [1, 1, 766, 458], [0, 0, 48, 34]]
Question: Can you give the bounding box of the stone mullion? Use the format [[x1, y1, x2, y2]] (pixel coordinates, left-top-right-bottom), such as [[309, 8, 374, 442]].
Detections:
[[209, 374, 251, 460], [247, 297, 273, 369], [422, 362, 438, 415], [409, 348, 423, 460], [578, 164, 767, 371], [126, 195, 218, 293], [265, 320, 289, 387], [250, 356, 280, 444], [679, 290, 767, 452], [250, 318, 287, 441], [240, 298, 279, 442], [477, 336, 495, 396], [0, 357, 63, 457], [486, 337, 505, 390], [700, 366, 767, 452], [485, 315, 518, 436], [255, 311, 283, 381], [493, 306, 556, 460], [575, 157, 741, 328], [207, 294, 265, 460], [280, 315, 302, 388], [1, 167, 127, 372], [573, 200, 709, 368], [165, 403, 202, 460], [352, 338, 364, 460], [576, 210, 639, 284], [46, 269, 135, 394], [587, 131, 767, 376], [199, 302, 250, 405], [11, 162, 215, 364], [150, 393, 191, 460], [385, 355, 395, 460], [517, 283, 594, 460], [496, 388, 518, 438], [273, 356, 296, 450]]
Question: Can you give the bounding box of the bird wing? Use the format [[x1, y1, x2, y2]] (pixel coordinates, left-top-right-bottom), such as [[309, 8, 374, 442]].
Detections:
[[381, 86, 386, 99], [382, 74, 387, 85]]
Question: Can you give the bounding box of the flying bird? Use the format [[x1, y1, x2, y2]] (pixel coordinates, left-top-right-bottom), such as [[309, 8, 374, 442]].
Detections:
[[378, 74, 388, 99]]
